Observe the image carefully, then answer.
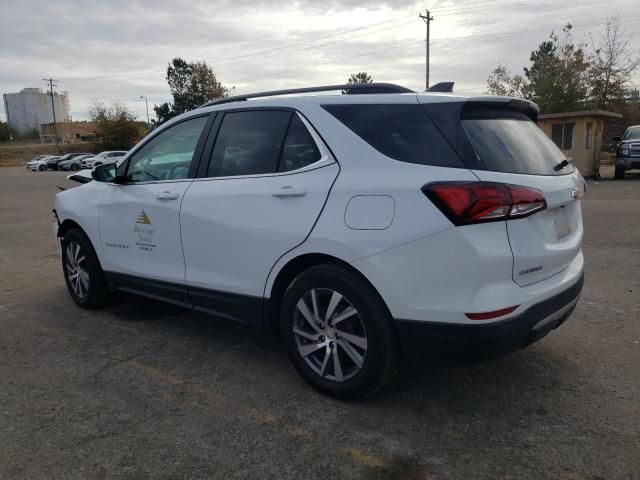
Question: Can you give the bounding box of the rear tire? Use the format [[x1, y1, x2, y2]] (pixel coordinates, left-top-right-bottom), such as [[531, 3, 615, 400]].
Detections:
[[61, 228, 111, 309], [70, 164, 79, 171], [614, 166, 625, 179], [38, 165, 46, 171], [280, 263, 399, 399]]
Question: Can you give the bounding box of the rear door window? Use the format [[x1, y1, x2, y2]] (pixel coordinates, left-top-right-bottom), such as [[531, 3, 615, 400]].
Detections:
[[462, 107, 572, 175], [322, 104, 465, 168], [208, 110, 292, 177]]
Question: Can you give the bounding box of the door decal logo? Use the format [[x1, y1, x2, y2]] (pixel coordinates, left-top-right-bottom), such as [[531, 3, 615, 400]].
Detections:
[[136, 210, 152, 225], [134, 210, 156, 252]]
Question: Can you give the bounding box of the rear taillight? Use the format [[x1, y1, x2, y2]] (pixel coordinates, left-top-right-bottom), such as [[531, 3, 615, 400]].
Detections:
[[422, 182, 546, 226]]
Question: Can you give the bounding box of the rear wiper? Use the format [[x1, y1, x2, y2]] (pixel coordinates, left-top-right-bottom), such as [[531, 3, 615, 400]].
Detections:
[[554, 157, 573, 171]]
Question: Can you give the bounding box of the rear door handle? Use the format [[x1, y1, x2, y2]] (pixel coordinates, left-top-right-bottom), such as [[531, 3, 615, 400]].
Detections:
[[156, 191, 180, 201], [272, 186, 307, 198]]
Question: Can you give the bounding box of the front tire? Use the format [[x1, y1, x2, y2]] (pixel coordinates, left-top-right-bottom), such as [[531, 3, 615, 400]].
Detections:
[[38, 165, 46, 171], [70, 164, 79, 171], [280, 264, 399, 399], [614, 166, 625, 179], [61, 228, 111, 308]]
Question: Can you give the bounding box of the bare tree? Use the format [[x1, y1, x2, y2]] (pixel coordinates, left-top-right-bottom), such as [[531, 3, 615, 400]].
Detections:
[[588, 16, 640, 108]]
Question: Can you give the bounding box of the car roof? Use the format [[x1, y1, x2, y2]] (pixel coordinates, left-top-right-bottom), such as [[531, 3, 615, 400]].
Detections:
[[154, 84, 538, 134]]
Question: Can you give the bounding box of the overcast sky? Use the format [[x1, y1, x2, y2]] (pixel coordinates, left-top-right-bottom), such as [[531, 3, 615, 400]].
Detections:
[[1, 0, 639, 122]]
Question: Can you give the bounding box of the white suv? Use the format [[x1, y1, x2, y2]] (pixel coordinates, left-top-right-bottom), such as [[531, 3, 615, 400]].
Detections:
[[80, 151, 128, 169], [53, 83, 585, 398]]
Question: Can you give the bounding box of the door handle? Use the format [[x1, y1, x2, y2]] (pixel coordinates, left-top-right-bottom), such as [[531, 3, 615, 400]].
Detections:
[[272, 186, 307, 198], [156, 191, 180, 201]]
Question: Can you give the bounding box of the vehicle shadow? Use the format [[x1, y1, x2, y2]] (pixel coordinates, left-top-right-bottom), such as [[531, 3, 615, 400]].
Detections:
[[103, 293, 576, 409]]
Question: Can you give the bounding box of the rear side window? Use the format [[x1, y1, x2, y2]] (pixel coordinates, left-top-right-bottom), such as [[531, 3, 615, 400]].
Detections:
[[462, 107, 572, 176], [323, 104, 465, 168]]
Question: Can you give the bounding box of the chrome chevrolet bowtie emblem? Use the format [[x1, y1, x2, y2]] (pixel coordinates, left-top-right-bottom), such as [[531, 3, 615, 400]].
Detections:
[[571, 187, 583, 200]]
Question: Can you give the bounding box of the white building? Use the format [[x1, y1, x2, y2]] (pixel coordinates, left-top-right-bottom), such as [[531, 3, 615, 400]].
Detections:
[[2, 88, 71, 134]]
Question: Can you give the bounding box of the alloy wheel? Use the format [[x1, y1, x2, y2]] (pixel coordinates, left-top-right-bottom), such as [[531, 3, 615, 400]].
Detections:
[[65, 241, 90, 299], [293, 288, 368, 382]]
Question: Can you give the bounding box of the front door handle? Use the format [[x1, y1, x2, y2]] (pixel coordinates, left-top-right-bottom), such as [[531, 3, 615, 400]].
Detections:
[[272, 186, 307, 198], [156, 191, 180, 201]]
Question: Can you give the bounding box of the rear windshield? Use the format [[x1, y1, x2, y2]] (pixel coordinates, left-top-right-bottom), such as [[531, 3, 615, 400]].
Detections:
[[322, 104, 465, 169], [462, 107, 573, 176]]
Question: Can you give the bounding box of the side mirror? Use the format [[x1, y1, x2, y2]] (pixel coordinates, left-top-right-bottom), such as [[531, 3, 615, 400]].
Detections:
[[612, 136, 622, 142], [91, 163, 118, 183]]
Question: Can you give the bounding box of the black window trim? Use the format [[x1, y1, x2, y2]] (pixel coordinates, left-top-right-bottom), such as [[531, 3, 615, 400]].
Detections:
[[194, 106, 334, 181], [115, 112, 216, 185]]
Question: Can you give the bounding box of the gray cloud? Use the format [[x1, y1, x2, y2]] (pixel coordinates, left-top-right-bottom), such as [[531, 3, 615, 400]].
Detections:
[[1, 0, 638, 121]]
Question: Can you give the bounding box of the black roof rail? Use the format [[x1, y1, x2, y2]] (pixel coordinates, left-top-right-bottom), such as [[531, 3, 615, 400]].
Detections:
[[200, 83, 414, 107], [427, 82, 454, 93]]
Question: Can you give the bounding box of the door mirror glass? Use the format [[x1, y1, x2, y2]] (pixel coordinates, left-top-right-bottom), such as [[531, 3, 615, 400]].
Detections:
[[92, 163, 117, 182]]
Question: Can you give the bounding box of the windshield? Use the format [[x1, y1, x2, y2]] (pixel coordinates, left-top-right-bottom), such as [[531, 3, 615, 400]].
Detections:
[[461, 107, 573, 176], [622, 127, 640, 140]]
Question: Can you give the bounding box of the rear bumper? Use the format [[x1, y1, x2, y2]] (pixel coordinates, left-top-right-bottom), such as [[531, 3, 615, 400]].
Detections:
[[395, 273, 583, 361]]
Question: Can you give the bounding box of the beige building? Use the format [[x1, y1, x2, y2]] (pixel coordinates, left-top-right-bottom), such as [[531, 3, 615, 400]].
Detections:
[[538, 110, 622, 177], [40, 121, 97, 144]]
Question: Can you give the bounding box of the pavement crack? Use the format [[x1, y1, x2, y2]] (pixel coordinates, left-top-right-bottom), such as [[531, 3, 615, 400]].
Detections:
[[63, 413, 159, 450], [90, 351, 147, 383]]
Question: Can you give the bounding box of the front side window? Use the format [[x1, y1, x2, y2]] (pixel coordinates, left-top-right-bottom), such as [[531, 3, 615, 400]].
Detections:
[[127, 116, 208, 182], [208, 110, 321, 177]]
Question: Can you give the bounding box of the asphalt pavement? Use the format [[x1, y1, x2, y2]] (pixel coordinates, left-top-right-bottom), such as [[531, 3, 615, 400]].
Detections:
[[0, 166, 638, 479]]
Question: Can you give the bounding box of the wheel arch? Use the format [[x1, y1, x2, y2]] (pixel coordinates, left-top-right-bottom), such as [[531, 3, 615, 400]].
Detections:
[[57, 218, 85, 239], [266, 252, 392, 332]]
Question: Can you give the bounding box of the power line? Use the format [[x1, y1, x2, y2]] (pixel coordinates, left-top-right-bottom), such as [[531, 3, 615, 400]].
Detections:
[[231, 18, 640, 85], [59, 0, 558, 82]]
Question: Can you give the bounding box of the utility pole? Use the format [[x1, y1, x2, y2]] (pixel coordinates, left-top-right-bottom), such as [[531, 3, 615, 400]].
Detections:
[[419, 9, 434, 90], [140, 96, 150, 128], [3, 94, 14, 142], [43, 78, 59, 144]]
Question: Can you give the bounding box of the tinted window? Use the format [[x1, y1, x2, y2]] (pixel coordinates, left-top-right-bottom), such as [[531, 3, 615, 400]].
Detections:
[[323, 104, 464, 168], [279, 115, 321, 172], [208, 111, 292, 177], [462, 107, 572, 176], [127, 116, 208, 182]]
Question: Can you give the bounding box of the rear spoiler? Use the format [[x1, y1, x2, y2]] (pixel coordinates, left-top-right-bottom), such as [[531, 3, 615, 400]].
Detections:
[[427, 82, 455, 93], [463, 98, 539, 121]]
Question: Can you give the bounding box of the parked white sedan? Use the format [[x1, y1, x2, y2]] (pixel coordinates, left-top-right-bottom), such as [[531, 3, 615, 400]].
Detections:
[[27, 155, 58, 171], [80, 151, 128, 169]]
